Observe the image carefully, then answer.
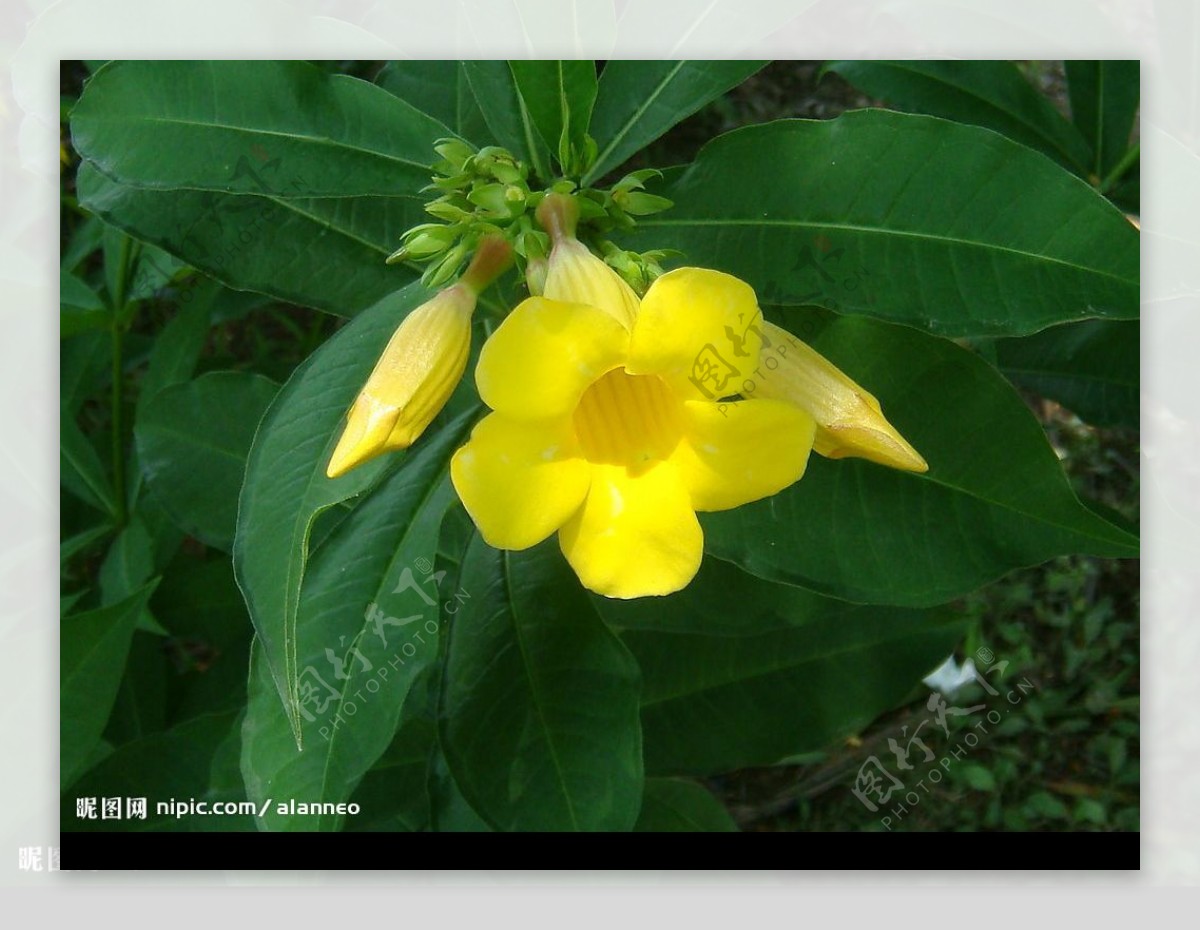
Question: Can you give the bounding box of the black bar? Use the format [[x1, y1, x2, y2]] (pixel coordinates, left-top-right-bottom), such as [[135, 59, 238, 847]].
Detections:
[[61, 830, 1140, 871]]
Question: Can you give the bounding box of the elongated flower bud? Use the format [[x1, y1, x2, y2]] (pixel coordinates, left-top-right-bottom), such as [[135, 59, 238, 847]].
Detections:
[[757, 321, 928, 473], [536, 193, 639, 329], [326, 285, 475, 478], [327, 236, 512, 479]]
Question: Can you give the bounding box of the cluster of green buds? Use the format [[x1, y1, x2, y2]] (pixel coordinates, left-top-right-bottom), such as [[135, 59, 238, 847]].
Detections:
[[387, 139, 677, 295]]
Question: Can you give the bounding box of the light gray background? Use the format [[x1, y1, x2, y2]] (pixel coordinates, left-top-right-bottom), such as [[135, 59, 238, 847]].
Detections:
[[0, 0, 1182, 895]]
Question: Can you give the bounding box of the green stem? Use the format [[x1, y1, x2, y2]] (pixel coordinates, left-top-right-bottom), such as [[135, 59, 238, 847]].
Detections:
[[110, 316, 127, 527], [1099, 143, 1139, 195]]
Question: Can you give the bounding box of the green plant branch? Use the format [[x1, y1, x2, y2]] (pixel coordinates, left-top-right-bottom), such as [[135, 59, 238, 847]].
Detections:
[[1099, 143, 1139, 195]]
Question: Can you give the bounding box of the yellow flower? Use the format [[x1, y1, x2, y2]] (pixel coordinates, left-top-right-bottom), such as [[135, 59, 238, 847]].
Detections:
[[450, 196, 818, 599], [327, 237, 512, 479], [756, 322, 928, 473]]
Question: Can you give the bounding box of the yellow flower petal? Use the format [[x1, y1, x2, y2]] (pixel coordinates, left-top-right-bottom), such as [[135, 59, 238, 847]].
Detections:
[[543, 237, 641, 329], [475, 296, 629, 421], [757, 322, 928, 473], [559, 461, 703, 599], [672, 399, 816, 511], [628, 267, 764, 401], [450, 412, 591, 550]]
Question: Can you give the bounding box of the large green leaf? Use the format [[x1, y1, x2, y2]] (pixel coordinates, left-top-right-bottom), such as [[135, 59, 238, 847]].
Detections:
[[136, 371, 280, 551], [583, 60, 768, 185], [375, 61, 489, 144], [634, 778, 738, 832], [700, 311, 1138, 606], [71, 60, 451, 197], [619, 601, 966, 775], [240, 413, 473, 832], [823, 60, 1093, 174], [509, 61, 597, 173], [440, 538, 643, 832], [630, 111, 1139, 338], [76, 162, 419, 317], [992, 319, 1139, 429], [461, 61, 552, 182], [1065, 61, 1140, 178], [233, 282, 436, 743], [61, 581, 158, 787]]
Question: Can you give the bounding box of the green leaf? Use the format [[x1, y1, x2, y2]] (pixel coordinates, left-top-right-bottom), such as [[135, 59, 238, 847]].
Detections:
[[152, 553, 255, 725], [137, 283, 214, 404], [104, 632, 169, 743], [233, 282, 436, 743], [60, 269, 109, 338], [960, 763, 997, 791], [61, 330, 110, 415], [345, 665, 440, 832], [62, 213, 105, 274], [62, 711, 250, 831], [508, 61, 597, 174], [1065, 61, 1140, 178], [584, 61, 767, 185], [98, 510, 178, 634], [61, 410, 116, 517], [239, 413, 473, 832], [622, 599, 966, 776], [440, 538, 643, 832], [634, 778, 738, 832], [61, 581, 158, 788], [127, 243, 187, 302], [701, 312, 1138, 606], [76, 162, 420, 317], [823, 61, 1093, 174], [992, 319, 1138, 429], [71, 60, 451, 197], [630, 111, 1139, 338], [595, 555, 838, 636], [136, 371, 280, 551], [429, 747, 493, 832], [461, 61, 552, 182], [61, 524, 114, 567], [375, 61, 489, 144]]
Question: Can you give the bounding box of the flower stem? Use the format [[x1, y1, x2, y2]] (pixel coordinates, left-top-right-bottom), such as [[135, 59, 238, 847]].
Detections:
[[110, 315, 127, 528]]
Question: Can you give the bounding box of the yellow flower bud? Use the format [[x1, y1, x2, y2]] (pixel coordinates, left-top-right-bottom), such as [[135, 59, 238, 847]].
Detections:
[[757, 321, 928, 473], [536, 193, 639, 329], [326, 284, 475, 479]]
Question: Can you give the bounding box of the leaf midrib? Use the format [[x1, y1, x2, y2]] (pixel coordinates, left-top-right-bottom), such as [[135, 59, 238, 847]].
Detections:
[[501, 549, 582, 832], [637, 216, 1137, 287], [312, 461, 464, 830], [584, 60, 686, 185], [80, 114, 431, 173]]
